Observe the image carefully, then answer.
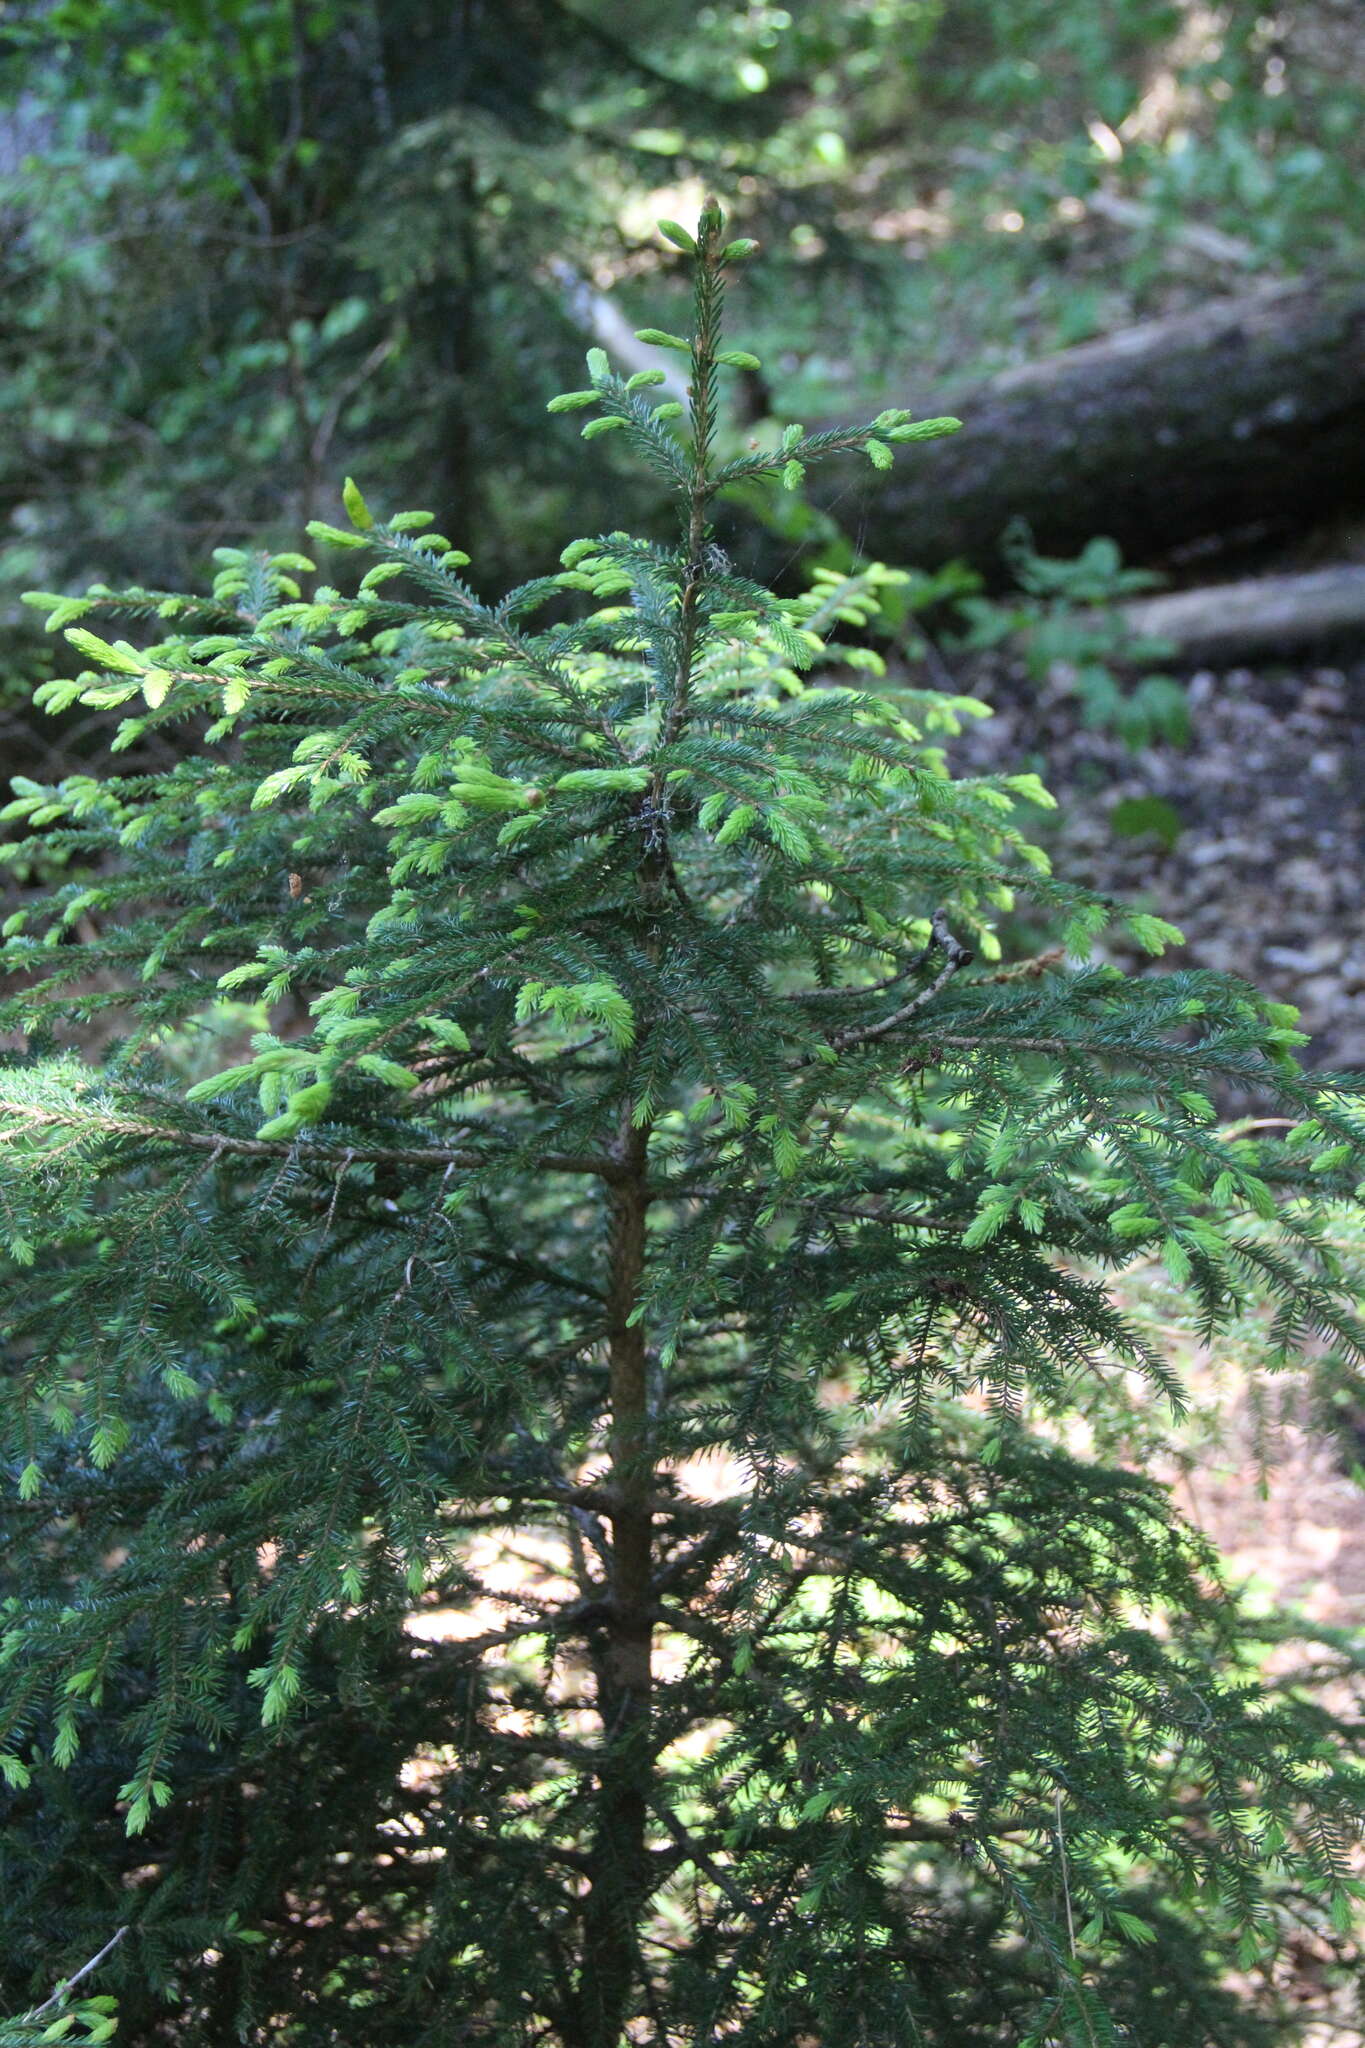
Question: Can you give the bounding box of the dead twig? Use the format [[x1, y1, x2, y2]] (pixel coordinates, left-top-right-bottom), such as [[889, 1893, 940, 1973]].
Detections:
[[25, 1927, 127, 2022], [830, 910, 972, 1054]]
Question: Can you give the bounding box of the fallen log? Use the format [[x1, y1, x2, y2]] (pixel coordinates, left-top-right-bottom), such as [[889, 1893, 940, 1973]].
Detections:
[[821, 282, 1365, 576], [1119, 566, 1365, 667]]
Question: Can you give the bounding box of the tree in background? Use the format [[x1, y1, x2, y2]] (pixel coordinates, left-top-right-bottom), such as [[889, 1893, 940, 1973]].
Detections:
[[0, 0, 758, 592], [2, 205, 1364, 2046], [3, 0, 1360, 624]]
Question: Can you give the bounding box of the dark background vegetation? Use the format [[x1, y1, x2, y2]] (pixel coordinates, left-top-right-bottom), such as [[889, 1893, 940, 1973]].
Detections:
[[3, 0, 1363, 596]]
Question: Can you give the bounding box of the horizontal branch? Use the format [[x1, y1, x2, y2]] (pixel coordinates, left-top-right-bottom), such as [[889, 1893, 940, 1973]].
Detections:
[[783, 911, 973, 1072], [0, 1102, 622, 1183], [814, 280, 1365, 573], [926, 1033, 1174, 1061], [1119, 563, 1365, 666], [694, 1810, 1052, 1858], [651, 1799, 768, 1923]]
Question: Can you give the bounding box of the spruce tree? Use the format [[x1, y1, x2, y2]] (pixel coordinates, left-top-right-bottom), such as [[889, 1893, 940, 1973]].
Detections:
[[3, 204, 1364, 2046]]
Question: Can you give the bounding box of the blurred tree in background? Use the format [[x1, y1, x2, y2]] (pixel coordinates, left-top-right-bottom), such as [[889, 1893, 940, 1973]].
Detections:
[[2, 0, 1361, 635]]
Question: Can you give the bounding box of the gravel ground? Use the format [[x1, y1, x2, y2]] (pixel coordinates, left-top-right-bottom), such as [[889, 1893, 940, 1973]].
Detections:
[[948, 655, 1365, 1070]]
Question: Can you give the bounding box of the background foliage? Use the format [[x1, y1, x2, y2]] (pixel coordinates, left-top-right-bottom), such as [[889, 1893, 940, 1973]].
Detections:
[[3, 0, 1362, 625]]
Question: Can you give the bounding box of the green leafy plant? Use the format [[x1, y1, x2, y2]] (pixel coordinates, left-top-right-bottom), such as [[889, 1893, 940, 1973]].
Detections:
[[3, 204, 1365, 2046], [1108, 792, 1184, 851], [957, 524, 1188, 749]]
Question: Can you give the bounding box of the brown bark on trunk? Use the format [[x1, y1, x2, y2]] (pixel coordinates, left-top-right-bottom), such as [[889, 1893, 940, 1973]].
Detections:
[[818, 282, 1365, 577], [579, 1116, 655, 2048], [574, 207, 725, 2044]]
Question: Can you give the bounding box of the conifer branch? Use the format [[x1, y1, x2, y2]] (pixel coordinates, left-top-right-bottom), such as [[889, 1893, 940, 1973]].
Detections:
[[829, 909, 973, 1052], [651, 1798, 767, 1923], [0, 1102, 622, 1182], [22, 1928, 126, 2022]]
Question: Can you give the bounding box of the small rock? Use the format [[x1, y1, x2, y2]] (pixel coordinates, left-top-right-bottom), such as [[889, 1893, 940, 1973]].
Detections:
[[1187, 839, 1250, 867], [1265, 938, 1346, 972], [1297, 975, 1343, 1017], [1280, 857, 1335, 900]]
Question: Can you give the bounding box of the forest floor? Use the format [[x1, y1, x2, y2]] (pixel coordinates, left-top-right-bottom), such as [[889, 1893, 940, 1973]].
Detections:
[[954, 649, 1365, 2035], [955, 652, 1365, 1070], [952, 646, 1365, 1627]]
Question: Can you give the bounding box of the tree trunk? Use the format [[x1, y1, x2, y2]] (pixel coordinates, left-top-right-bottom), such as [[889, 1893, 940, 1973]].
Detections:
[[1119, 564, 1365, 666], [579, 1113, 655, 2048], [821, 282, 1365, 576]]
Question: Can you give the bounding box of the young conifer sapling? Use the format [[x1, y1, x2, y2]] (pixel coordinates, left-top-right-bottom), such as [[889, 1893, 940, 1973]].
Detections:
[[2, 202, 1364, 2046]]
